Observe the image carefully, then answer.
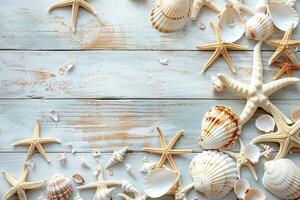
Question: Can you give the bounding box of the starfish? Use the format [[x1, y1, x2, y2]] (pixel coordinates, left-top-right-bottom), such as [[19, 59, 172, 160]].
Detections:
[[48, 0, 97, 32], [13, 120, 61, 162], [251, 103, 300, 159], [191, 0, 221, 20], [224, 0, 255, 15], [197, 23, 248, 73], [216, 41, 299, 125], [144, 127, 192, 175], [272, 56, 300, 80], [1, 164, 46, 200], [266, 24, 300, 65]]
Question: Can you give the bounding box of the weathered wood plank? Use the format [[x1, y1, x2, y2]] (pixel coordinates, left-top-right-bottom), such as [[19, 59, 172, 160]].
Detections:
[[0, 99, 299, 153], [1, 51, 300, 99], [1, 0, 299, 50]]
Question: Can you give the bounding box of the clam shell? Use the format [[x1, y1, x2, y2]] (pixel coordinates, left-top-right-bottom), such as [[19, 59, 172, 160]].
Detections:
[[199, 105, 241, 150], [255, 114, 275, 133], [234, 179, 250, 199], [245, 13, 274, 41], [268, 1, 298, 31], [47, 174, 73, 200], [189, 151, 238, 199], [291, 107, 300, 123], [244, 188, 266, 200], [218, 6, 245, 43], [262, 159, 300, 199], [243, 144, 261, 164], [143, 167, 179, 198], [150, 0, 190, 33], [72, 173, 85, 184]]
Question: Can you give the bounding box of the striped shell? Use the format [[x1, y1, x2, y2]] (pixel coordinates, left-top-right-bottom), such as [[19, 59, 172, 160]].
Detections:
[[150, 0, 190, 33], [245, 13, 274, 41], [189, 151, 238, 199], [47, 174, 73, 200], [262, 159, 300, 200], [199, 105, 241, 150]]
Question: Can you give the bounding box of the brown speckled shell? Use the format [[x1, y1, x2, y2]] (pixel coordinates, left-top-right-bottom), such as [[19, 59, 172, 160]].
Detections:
[[47, 174, 73, 200]]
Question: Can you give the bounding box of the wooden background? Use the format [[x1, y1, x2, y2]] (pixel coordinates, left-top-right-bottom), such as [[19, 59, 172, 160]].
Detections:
[[0, 0, 299, 199]]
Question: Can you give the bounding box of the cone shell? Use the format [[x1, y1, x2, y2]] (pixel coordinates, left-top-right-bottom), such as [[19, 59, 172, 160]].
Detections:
[[262, 159, 300, 200], [150, 0, 190, 33], [199, 105, 241, 150], [189, 151, 238, 199], [245, 13, 274, 41], [47, 174, 73, 200]]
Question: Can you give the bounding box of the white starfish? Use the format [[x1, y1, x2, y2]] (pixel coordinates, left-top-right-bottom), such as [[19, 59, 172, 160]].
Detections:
[[224, 0, 256, 15], [216, 42, 300, 125]]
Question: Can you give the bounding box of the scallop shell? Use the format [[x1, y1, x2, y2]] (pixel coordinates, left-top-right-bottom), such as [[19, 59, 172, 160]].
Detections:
[[150, 0, 190, 33], [189, 151, 238, 199], [106, 146, 128, 169], [245, 13, 274, 41], [234, 179, 250, 199], [143, 167, 179, 198], [262, 159, 300, 199], [268, 1, 299, 31], [218, 6, 245, 43], [47, 174, 73, 200], [244, 188, 266, 200], [255, 114, 275, 133], [199, 105, 241, 150], [291, 108, 300, 122], [243, 144, 261, 164]]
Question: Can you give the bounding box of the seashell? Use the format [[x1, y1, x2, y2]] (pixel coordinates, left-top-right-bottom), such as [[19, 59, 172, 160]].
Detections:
[[150, 0, 190, 33], [262, 159, 300, 199], [244, 188, 266, 200], [255, 114, 275, 133], [143, 167, 179, 198], [255, 0, 268, 13], [74, 192, 83, 200], [268, 1, 298, 31], [140, 162, 157, 174], [218, 6, 245, 43], [245, 13, 274, 41], [49, 110, 59, 122], [25, 158, 35, 168], [91, 148, 101, 157], [57, 152, 67, 166], [122, 180, 139, 194], [291, 107, 300, 123], [234, 179, 250, 199], [243, 144, 261, 164], [106, 146, 129, 169], [79, 157, 91, 169], [199, 105, 241, 150], [72, 173, 85, 184], [65, 143, 76, 154], [94, 188, 115, 200], [125, 164, 136, 178], [158, 58, 169, 65], [211, 75, 224, 95], [47, 174, 73, 200], [189, 151, 238, 199], [260, 144, 273, 159], [37, 193, 47, 200]]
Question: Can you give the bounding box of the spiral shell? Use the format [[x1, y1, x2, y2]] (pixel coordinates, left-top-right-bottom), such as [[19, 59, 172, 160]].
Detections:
[[189, 151, 238, 199], [47, 174, 73, 200], [262, 159, 300, 199], [199, 105, 241, 150], [122, 181, 139, 194], [106, 146, 128, 169], [95, 188, 115, 200], [245, 13, 274, 41]]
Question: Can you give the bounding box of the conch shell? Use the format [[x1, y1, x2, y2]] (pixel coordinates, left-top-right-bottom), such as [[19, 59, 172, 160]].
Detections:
[[106, 146, 129, 169]]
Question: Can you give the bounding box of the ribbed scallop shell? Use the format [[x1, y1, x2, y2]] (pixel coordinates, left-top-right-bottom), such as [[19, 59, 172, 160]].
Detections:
[[262, 159, 300, 200], [244, 188, 266, 200], [189, 151, 238, 199], [245, 13, 274, 41], [243, 144, 260, 164], [150, 0, 190, 33], [47, 174, 73, 200], [199, 105, 241, 150]]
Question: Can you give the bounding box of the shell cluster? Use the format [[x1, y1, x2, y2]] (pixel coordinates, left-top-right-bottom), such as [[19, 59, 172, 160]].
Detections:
[[47, 174, 73, 200]]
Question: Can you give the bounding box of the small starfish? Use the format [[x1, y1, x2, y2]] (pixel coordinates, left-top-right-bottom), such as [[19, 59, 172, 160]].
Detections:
[[266, 24, 300, 65], [224, 0, 255, 15], [197, 23, 248, 73], [48, 0, 97, 32], [191, 0, 221, 20], [144, 127, 192, 175], [272, 56, 300, 80], [13, 120, 61, 162], [216, 42, 299, 125], [1, 164, 46, 200], [251, 103, 300, 159]]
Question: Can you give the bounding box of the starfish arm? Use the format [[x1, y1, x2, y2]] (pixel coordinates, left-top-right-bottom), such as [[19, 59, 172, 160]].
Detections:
[[155, 153, 168, 169], [79, 0, 97, 14], [48, 0, 74, 12], [264, 102, 294, 126], [288, 40, 300, 47], [118, 193, 134, 200], [20, 165, 29, 182], [245, 163, 258, 181], [221, 49, 236, 73], [236, 163, 242, 179], [287, 68, 293, 77], [223, 151, 239, 160], [205, 1, 221, 13], [25, 144, 36, 161], [71, 2, 80, 32], [2, 171, 17, 185], [201, 49, 221, 72], [169, 149, 192, 154], [1, 187, 16, 200], [78, 181, 121, 190], [251, 133, 286, 147], [290, 65, 300, 70], [225, 43, 248, 50], [273, 66, 289, 80], [210, 23, 222, 44], [274, 139, 290, 159], [167, 155, 180, 174], [156, 127, 167, 148], [16, 189, 27, 200], [39, 138, 61, 144], [283, 24, 294, 41], [143, 148, 164, 154], [168, 130, 184, 149], [240, 100, 258, 125], [263, 77, 300, 96], [265, 40, 281, 47], [36, 143, 50, 162], [252, 42, 264, 84], [33, 120, 40, 138], [196, 43, 219, 50], [285, 49, 299, 63], [22, 180, 47, 189], [13, 139, 33, 146], [268, 47, 285, 65], [217, 74, 249, 97]]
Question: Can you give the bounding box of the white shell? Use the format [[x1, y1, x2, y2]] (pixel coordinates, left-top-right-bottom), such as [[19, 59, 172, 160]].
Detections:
[[106, 146, 128, 169], [218, 6, 245, 43], [291, 108, 300, 123], [143, 167, 179, 198], [57, 152, 67, 166], [79, 157, 91, 169], [49, 110, 59, 122], [211, 75, 224, 95], [91, 148, 101, 157], [255, 114, 275, 133], [244, 188, 266, 200], [199, 105, 241, 150], [122, 180, 139, 194], [47, 174, 73, 200], [189, 151, 238, 199], [268, 1, 299, 31], [95, 188, 115, 200], [158, 58, 169, 65], [245, 13, 274, 41], [262, 159, 300, 199], [243, 144, 261, 164], [72, 173, 85, 184], [150, 0, 190, 33], [140, 162, 157, 174], [234, 179, 250, 199]]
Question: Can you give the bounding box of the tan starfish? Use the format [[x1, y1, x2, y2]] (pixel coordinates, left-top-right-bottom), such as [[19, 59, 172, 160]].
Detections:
[[191, 0, 221, 20], [216, 42, 299, 125], [272, 56, 300, 80], [1, 164, 46, 200], [224, 0, 255, 15], [197, 23, 248, 73], [266, 24, 300, 65], [251, 103, 300, 159], [48, 0, 97, 32], [13, 120, 61, 162]]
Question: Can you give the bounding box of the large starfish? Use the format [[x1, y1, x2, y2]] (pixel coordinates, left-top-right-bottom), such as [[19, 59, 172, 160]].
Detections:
[[197, 23, 248, 73], [48, 0, 97, 32], [251, 103, 300, 159], [272, 56, 300, 80], [1, 164, 46, 200], [191, 0, 221, 20], [216, 42, 299, 125], [224, 0, 255, 15], [13, 120, 61, 162], [266, 24, 300, 65]]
